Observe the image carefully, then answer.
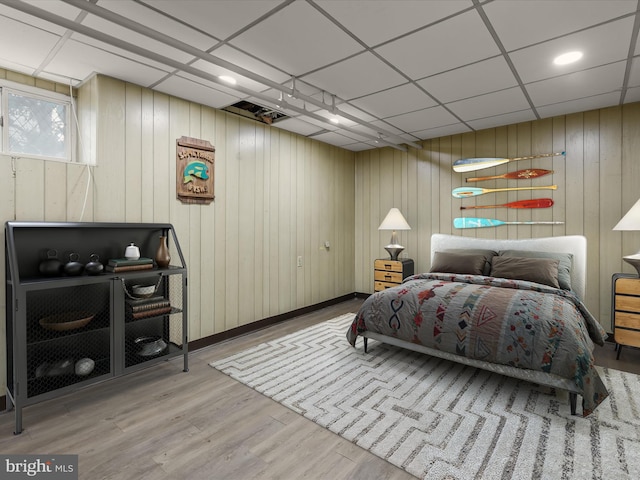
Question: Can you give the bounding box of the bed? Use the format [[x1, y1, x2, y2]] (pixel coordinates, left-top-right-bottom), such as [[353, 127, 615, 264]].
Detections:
[[347, 234, 609, 416]]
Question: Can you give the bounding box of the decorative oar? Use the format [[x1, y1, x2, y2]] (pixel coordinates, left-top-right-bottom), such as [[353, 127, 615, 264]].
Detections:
[[452, 185, 557, 198], [465, 168, 553, 183], [453, 152, 565, 173], [460, 198, 554, 210], [454, 217, 564, 229]]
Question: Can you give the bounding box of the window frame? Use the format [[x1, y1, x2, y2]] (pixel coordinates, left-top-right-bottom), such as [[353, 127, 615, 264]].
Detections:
[[0, 79, 77, 163]]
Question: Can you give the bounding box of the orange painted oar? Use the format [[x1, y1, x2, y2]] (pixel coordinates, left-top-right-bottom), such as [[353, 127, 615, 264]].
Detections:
[[465, 169, 553, 183], [460, 198, 554, 210]]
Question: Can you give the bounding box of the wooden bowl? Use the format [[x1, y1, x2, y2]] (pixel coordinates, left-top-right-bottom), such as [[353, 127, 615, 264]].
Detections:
[[39, 311, 94, 331]]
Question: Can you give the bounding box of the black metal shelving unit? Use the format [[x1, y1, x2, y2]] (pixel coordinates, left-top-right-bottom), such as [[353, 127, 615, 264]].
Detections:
[[5, 222, 188, 434]]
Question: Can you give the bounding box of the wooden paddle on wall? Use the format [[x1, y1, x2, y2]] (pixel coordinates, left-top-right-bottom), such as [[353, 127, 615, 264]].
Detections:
[[452, 152, 565, 173], [460, 198, 554, 210], [465, 169, 553, 183], [452, 185, 557, 198], [454, 217, 564, 228]]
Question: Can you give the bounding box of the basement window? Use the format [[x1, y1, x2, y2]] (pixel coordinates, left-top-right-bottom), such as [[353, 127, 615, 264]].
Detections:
[[0, 81, 75, 163]]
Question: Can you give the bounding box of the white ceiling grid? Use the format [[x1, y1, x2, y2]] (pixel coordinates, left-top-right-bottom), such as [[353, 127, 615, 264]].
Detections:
[[0, 0, 638, 151]]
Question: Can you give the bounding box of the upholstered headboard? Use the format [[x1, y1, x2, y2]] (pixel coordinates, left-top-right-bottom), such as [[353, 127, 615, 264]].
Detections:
[[430, 234, 587, 300]]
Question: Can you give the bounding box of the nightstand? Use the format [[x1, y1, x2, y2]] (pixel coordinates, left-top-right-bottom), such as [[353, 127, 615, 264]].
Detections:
[[374, 258, 414, 292], [611, 273, 640, 359]]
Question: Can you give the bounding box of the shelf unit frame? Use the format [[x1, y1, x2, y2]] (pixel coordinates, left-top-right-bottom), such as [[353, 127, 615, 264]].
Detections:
[[5, 221, 188, 434]]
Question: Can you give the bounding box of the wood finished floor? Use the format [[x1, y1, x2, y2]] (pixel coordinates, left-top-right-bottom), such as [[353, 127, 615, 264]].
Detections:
[[1, 297, 639, 480]]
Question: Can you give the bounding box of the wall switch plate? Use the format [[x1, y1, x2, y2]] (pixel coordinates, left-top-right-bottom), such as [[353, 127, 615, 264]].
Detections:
[[297, 256, 303, 267]]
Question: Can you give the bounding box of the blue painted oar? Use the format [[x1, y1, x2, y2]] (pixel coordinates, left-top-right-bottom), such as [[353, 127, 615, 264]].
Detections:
[[454, 217, 564, 229], [453, 152, 565, 173]]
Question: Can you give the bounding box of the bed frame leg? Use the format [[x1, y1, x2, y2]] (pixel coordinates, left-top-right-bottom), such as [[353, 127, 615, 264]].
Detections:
[[569, 392, 577, 415], [363, 337, 368, 353]]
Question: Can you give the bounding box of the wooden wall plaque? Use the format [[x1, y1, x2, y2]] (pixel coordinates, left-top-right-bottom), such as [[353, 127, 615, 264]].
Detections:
[[176, 136, 215, 204]]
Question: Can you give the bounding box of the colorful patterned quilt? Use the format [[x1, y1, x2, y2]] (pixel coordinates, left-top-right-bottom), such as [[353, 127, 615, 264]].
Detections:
[[347, 273, 609, 416]]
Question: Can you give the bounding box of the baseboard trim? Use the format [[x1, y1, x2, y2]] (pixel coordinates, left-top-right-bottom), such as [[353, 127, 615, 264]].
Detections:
[[188, 293, 358, 351]]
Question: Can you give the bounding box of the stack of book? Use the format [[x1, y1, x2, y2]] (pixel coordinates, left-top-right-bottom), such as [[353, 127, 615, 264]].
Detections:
[[106, 257, 154, 273], [126, 295, 172, 320]]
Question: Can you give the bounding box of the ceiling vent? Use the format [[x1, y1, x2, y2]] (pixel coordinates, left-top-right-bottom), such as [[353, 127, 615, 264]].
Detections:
[[223, 100, 289, 125]]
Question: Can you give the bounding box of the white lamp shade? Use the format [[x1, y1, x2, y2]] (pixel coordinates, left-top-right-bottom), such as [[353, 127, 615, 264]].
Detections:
[[378, 208, 411, 231], [613, 198, 640, 230]]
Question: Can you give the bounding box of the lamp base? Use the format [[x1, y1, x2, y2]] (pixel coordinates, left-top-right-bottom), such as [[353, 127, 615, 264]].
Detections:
[[623, 254, 640, 276], [384, 244, 404, 261]]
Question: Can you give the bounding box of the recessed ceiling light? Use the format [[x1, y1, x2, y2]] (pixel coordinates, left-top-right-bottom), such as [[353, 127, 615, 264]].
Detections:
[[330, 116, 340, 124], [553, 51, 583, 66], [219, 75, 237, 85]]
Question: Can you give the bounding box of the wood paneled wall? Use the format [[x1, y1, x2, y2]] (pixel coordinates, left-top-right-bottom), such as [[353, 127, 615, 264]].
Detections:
[[0, 72, 356, 395], [355, 103, 640, 332], [1, 67, 638, 397]]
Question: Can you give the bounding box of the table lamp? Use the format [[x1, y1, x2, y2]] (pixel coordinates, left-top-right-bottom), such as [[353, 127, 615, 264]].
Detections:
[[613, 198, 640, 275], [378, 207, 411, 260]]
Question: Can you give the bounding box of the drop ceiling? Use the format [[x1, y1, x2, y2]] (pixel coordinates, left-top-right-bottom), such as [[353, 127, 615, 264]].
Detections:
[[1, 0, 638, 152]]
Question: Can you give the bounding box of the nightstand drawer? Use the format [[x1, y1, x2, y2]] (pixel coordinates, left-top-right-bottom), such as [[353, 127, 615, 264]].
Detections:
[[374, 259, 403, 272], [374, 270, 403, 283], [615, 278, 640, 295], [374, 281, 398, 291], [614, 311, 640, 329], [615, 328, 640, 347], [615, 295, 640, 313]]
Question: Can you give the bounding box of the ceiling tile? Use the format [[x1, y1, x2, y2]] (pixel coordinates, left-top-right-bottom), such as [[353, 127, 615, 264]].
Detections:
[[383, 106, 460, 133], [625, 86, 640, 103], [207, 45, 291, 86], [190, 59, 273, 93], [466, 110, 537, 131], [0, 15, 61, 71], [526, 62, 626, 107], [446, 87, 531, 121], [335, 103, 378, 123], [375, 9, 500, 80], [0, 1, 76, 35], [410, 123, 472, 140], [273, 117, 324, 137], [484, 0, 636, 51], [302, 52, 407, 100], [509, 17, 634, 84], [229, 1, 363, 76], [418, 56, 517, 103], [173, 71, 246, 98], [315, 0, 472, 46], [630, 56, 640, 88], [350, 83, 437, 119], [94, 0, 216, 51], [46, 37, 171, 85], [340, 142, 377, 152], [81, 15, 195, 64], [536, 92, 623, 119], [310, 131, 360, 147], [134, 0, 282, 40], [153, 75, 241, 109]]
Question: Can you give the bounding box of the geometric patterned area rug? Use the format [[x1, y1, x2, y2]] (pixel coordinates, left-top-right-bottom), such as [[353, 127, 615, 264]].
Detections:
[[210, 313, 640, 480]]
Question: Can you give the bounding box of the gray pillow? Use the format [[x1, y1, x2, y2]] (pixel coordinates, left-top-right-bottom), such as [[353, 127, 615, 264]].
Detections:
[[442, 248, 497, 276], [430, 251, 488, 275], [498, 250, 572, 290], [490, 256, 560, 289]]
